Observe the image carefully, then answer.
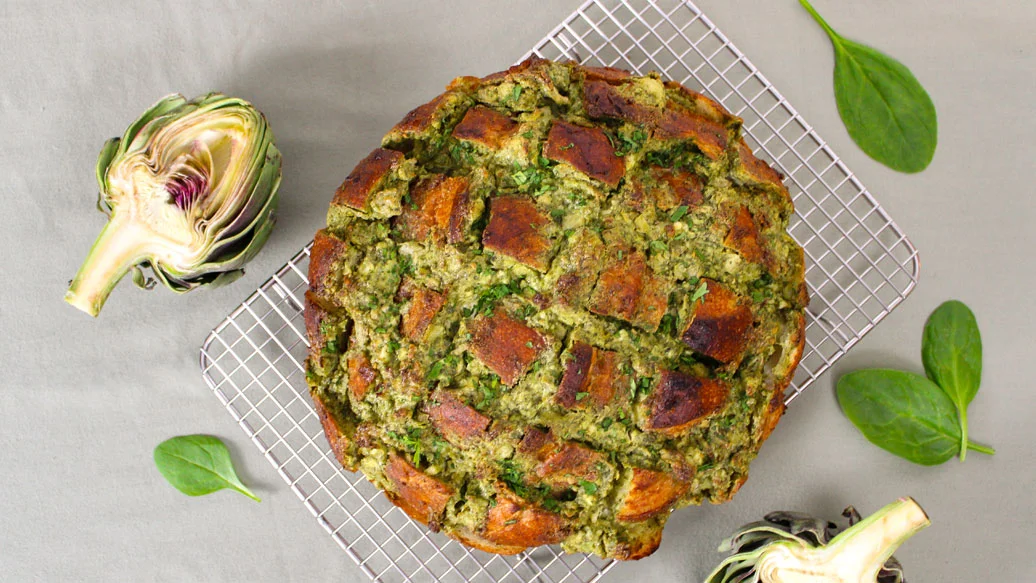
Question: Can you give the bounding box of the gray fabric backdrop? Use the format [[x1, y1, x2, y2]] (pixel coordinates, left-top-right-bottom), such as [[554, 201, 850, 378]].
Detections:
[[2, 0, 1034, 580]]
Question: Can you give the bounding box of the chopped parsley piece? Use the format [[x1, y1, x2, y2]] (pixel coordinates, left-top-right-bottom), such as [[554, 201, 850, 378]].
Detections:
[[426, 360, 444, 381], [575, 391, 589, 401], [600, 417, 614, 429], [669, 205, 689, 222], [515, 303, 538, 320], [659, 314, 677, 335], [466, 281, 522, 317], [475, 376, 501, 410], [612, 127, 648, 156], [579, 479, 598, 495], [322, 338, 339, 354], [499, 460, 525, 492], [388, 428, 425, 465], [630, 376, 654, 400], [690, 279, 709, 305], [511, 168, 530, 185]]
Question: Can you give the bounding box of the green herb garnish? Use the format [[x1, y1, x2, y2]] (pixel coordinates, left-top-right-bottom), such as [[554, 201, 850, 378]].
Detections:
[[476, 376, 501, 410], [427, 360, 444, 381], [690, 279, 709, 305], [669, 205, 689, 222], [388, 428, 425, 465], [612, 127, 647, 156]]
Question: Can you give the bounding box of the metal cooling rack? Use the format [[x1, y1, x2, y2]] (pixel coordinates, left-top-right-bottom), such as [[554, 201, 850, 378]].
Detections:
[[199, 1, 920, 582]]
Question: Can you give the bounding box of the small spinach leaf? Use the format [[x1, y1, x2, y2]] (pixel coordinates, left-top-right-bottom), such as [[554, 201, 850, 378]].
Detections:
[[800, 0, 937, 173], [836, 369, 992, 466], [154, 435, 260, 502], [922, 300, 982, 460]]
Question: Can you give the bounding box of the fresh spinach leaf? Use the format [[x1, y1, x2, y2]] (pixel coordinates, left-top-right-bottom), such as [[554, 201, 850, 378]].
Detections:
[[836, 370, 993, 466], [922, 300, 983, 460], [154, 435, 260, 501], [800, 0, 937, 173]]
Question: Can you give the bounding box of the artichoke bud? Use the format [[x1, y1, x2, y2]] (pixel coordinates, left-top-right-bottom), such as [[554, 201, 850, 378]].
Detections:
[[65, 93, 282, 316]]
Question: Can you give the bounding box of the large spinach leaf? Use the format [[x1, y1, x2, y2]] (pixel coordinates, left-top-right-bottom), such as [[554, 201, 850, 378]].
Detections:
[[922, 300, 983, 460], [154, 435, 260, 502], [800, 0, 937, 173], [837, 370, 993, 466]]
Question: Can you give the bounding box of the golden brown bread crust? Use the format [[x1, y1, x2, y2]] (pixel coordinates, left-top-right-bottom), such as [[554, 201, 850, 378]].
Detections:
[[612, 528, 665, 561], [680, 279, 753, 365], [398, 281, 447, 342], [544, 120, 625, 187], [468, 307, 547, 386], [312, 392, 358, 472], [552, 230, 606, 307], [581, 65, 634, 83], [480, 489, 570, 549], [384, 453, 455, 529], [303, 291, 331, 352], [724, 206, 772, 270], [654, 108, 728, 159], [426, 390, 491, 444], [308, 229, 351, 302], [583, 79, 655, 124], [395, 174, 471, 245], [556, 341, 628, 408], [644, 371, 729, 435], [532, 441, 606, 491], [452, 105, 519, 148], [306, 56, 808, 562], [617, 468, 692, 523], [392, 94, 448, 136], [347, 354, 376, 401], [482, 195, 553, 271], [588, 250, 669, 332], [333, 148, 405, 211]]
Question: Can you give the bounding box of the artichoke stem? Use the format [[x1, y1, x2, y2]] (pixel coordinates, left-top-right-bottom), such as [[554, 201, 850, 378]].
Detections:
[[65, 213, 152, 317]]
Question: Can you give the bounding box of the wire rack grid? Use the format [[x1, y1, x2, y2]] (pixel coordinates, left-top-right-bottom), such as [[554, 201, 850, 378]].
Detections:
[[199, 1, 919, 582]]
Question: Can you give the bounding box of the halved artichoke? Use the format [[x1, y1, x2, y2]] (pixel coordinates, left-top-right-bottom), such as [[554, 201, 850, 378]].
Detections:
[[65, 93, 282, 316], [705, 498, 929, 583]]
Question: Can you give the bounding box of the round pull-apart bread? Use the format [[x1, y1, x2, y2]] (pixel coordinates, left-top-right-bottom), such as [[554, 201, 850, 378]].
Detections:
[[305, 57, 807, 561]]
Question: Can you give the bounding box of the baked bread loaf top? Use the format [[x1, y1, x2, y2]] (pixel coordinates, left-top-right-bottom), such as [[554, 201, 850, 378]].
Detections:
[[305, 57, 807, 560]]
